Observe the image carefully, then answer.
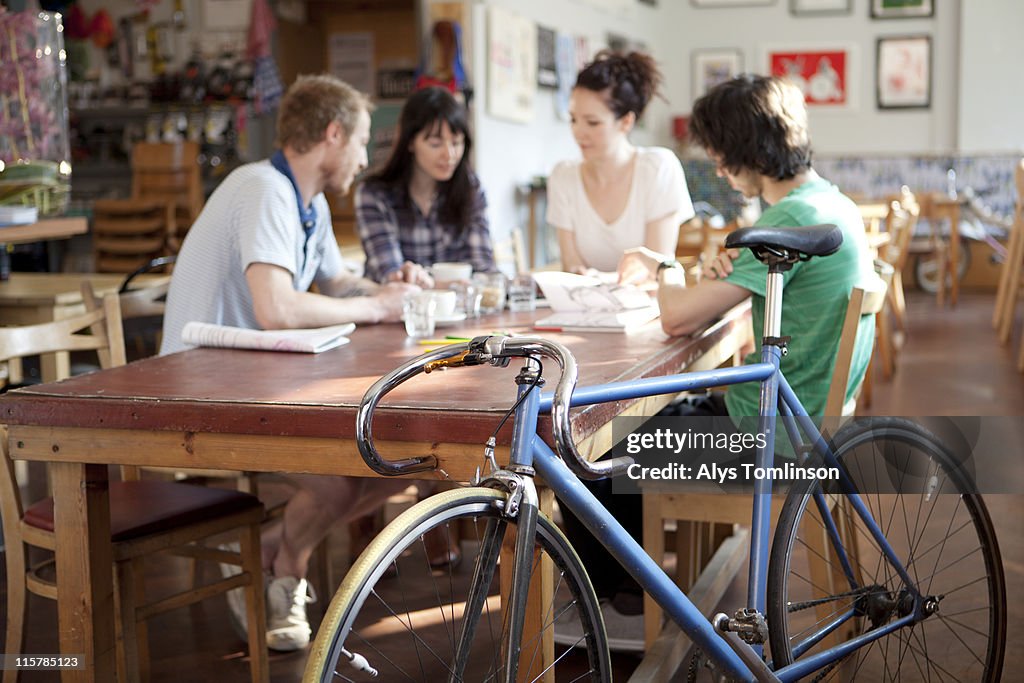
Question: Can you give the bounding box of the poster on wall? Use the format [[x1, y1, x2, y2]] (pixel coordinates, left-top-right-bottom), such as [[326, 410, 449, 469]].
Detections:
[[764, 44, 858, 109], [328, 32, 375, 96], [537, 26, 558, 88], [871, 0, 933, 19], [554, 32, 576, 120], [692, 49, 744, 100], [876, 35, 931, 109], [487, 5, 538, 124]]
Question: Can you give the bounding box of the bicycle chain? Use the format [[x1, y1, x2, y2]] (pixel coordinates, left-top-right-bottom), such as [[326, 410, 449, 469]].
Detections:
[[786, 585, 876, 613]]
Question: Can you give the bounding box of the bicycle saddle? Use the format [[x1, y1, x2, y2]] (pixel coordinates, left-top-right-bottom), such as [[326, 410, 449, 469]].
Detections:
[[725, 223, 842, 259]]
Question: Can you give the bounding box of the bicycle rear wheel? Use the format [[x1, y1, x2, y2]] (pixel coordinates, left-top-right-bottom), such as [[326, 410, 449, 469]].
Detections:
[[304, 487, 610, 682], [768, 418, 1005, 682]]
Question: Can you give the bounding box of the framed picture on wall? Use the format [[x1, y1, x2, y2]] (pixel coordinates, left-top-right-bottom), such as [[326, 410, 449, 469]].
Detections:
[[764, 43, 858, 109], [790, 0, 851, 16], [876, 35, 932, 109], [692, 49, 744, 100], [691, 0, 775, 7], [871, 0, 934, 19]]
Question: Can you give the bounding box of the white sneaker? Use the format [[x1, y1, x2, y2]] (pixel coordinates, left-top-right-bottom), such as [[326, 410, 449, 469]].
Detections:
[[218, 542, 253, 642], [266, 575, 316, 652]]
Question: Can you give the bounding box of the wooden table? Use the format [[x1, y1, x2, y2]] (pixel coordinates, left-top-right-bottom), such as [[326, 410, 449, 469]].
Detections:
[[1, 304, 752, 682], [926, 195, 963, 306], [0, 217, 88, 280], [0, 272, 169, 383]]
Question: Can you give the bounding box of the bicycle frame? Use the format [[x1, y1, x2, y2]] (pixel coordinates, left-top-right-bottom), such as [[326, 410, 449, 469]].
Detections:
[[491, 300, 922, 681], [351, 236, 935, 682]]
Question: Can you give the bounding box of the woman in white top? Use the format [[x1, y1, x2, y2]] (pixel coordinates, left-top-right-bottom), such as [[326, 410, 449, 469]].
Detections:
[[547, 50, 694, 283]]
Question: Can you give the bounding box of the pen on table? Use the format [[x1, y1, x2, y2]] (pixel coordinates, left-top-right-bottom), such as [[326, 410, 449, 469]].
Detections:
[[417, 336, 472, 346]]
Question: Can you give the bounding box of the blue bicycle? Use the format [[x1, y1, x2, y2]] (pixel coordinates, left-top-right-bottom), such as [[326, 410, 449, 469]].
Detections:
[[305, 225, 1005, 682]]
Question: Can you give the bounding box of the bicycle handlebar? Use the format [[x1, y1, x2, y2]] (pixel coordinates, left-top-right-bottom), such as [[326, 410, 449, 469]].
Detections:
[[355, 335, 635, 480]]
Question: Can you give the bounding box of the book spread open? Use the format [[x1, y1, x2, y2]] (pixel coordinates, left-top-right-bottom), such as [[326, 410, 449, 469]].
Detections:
[[181, 322, 356, 353], [530, 271, 660, 332]]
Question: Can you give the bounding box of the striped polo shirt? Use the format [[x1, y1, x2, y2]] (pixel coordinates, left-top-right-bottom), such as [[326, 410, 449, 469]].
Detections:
[[723, 176, 875, 419], [160, 160, 344, 355]]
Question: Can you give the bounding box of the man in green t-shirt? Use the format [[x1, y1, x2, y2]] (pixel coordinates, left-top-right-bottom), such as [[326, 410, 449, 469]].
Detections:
[[622, 74, 875, 418]]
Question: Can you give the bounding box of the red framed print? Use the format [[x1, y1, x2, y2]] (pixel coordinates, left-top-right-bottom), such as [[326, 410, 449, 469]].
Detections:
[[764, 43, 858, 109]]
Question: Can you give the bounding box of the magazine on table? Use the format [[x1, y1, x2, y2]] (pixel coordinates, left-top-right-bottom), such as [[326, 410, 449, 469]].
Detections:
[[181, 321, 356, 353], [530, 271, 660, 332]]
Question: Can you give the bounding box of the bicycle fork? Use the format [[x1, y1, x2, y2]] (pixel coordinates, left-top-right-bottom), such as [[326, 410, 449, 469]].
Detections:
[[449, 471, 540, 683]]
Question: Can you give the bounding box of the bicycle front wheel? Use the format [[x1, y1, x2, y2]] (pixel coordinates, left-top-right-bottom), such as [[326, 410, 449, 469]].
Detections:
[[768, 418, 1005, 681], [304, 487, 611, 682]]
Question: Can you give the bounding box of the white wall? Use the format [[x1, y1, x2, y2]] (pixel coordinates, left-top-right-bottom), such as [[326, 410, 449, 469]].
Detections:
[[465, 0, 675, 256], [958, 0, 1024, 153], [467, 0, 975, 244], [657, 0, 961, 156]]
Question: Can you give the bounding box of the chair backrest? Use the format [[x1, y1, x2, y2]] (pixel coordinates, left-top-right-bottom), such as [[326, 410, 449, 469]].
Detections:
[[883, 187, 920, 272], [493, 227, 528, 275], [825, 272, 889, 417], [131, 142, 203, 250], [0, 292, 126, 369], [131, 142, 202, 212], [1, 295, 133, 528], [92, 199, 175, 273]]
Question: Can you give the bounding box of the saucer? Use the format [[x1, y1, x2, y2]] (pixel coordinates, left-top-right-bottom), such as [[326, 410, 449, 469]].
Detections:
[[434, 312, 468, 327]]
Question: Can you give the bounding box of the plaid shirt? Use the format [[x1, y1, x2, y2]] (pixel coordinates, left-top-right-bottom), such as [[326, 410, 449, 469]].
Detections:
[[355, 177, 496, 283]]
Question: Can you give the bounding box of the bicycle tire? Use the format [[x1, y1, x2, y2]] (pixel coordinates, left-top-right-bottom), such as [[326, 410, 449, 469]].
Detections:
[[767, 417, 1005, 681], [914, 236, 971, 294], [304, 487, 611, 682]]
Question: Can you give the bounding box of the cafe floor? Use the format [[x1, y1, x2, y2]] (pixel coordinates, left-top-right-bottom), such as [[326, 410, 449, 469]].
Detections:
[[2, 289, 1022, 682]]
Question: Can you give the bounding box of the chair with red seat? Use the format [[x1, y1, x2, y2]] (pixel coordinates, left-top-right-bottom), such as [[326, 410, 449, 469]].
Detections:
[[0, 293, 269, 683]]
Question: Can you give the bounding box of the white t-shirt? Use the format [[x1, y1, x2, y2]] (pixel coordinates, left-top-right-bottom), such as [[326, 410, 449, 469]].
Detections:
[[160, 161, 345, 355], [546, 146, 694, 272]]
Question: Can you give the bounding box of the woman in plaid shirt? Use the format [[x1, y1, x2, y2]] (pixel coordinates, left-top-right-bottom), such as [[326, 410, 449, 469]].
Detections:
[[356, 87, 495, 286]]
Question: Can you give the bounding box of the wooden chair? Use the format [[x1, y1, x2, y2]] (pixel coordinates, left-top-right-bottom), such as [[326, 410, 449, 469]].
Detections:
[[994, 160, 1024, 352], [860, 259, 896, 408], [131, 142, 203, 252], [876, 189, 920, 377], [0, 295, 269, 683], [92, 199, 175, 274], [640, 276, 887, 667]]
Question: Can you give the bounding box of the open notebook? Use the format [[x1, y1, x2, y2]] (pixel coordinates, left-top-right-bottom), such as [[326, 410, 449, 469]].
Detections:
[[181, 322, 356, 353], [531, 271, 660, 332]]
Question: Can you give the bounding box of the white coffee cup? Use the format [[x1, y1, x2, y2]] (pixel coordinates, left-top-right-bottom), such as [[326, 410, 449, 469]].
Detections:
[[431, 262, 473, 284], [423, 289, 457, 318]]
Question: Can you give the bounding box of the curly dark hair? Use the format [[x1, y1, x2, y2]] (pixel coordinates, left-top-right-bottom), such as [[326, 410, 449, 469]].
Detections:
[[575, 50, 663, 121], [366, 87, 475, 228], [689, 74, 813, 181]]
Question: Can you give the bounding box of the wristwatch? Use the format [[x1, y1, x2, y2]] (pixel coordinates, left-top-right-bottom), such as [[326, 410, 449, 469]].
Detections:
[[657, 259, 683, 273]]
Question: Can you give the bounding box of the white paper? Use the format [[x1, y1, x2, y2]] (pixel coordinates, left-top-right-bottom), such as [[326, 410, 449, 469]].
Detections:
[[0, 205, 38, 226], [182, 322, 355, 353], [530, 271, 659, 331]]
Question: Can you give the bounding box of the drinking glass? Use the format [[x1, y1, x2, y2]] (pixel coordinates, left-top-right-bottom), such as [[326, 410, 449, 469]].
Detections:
[[473, 272, 507, 314], [507, 274, 536, 312], [403, 293, 437, 337]]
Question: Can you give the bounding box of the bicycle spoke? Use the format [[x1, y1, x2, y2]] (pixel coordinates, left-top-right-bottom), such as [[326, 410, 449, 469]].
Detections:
[[768, 422, 1004, 683]]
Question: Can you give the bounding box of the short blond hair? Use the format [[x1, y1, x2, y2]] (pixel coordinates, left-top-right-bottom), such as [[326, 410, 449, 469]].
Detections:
[[276, 74, 374, 153]]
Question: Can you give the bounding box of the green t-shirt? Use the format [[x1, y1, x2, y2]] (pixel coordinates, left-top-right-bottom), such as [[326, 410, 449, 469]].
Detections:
[[723, 176, 875, 419]]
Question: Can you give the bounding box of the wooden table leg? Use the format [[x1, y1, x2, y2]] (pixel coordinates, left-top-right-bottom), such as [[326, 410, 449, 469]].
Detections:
[[51, 462, 116, 683], [948, 204, 960, 307]]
